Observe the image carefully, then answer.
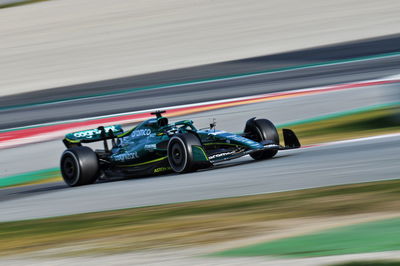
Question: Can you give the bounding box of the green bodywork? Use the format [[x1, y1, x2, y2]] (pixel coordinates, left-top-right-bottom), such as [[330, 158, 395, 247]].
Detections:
[[65, 125, 124, 143], [63, 116, 265, 175]]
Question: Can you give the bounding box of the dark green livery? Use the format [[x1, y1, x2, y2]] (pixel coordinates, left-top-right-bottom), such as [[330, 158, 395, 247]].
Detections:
[[60, 111, 300, 186]]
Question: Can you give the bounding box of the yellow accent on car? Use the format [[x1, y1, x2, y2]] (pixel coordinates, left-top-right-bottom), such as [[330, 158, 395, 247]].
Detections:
[[204, 142, 241, 147], [116, 125, 137, 138], [153, 166, 172, 173], [195, 145, 209, 160], [65, 138, 81, 143], [117, 156, 167, 167]]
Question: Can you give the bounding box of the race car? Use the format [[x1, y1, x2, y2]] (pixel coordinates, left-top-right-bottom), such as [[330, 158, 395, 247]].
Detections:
[[60, 111, 301, 186]]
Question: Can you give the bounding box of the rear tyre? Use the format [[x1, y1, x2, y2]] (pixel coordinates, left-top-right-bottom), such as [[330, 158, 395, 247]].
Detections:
[[246, 118, 279, 160], [167, 133, 206, 173], [60, 146, 99, 186]]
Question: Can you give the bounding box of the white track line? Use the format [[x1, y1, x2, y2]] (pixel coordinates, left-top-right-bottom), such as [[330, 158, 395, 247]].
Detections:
[[2, 76, 397, 133]]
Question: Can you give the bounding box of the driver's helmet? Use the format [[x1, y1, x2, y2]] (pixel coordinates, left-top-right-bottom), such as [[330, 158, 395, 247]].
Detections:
[[157, 117, 169, 127]]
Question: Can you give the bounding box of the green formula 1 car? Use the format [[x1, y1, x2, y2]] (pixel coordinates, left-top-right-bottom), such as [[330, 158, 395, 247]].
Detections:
[[60, 111, 301, 186]]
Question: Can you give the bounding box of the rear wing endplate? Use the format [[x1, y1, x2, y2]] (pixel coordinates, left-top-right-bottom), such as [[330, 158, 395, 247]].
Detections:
[[281, 128, 301, 149], [63, 125, 124, 148]]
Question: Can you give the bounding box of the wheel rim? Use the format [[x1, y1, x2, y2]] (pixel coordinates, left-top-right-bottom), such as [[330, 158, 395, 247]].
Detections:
[[168, 138, 188, 172], [171, 142, 184, 166], [61, 155, 78, 184]]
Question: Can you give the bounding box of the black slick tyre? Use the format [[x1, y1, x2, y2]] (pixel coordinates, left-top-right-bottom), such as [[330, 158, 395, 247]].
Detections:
[[60, 146, 99, 186], [247, 118, 279, 160], [167, 133, 204, 173]]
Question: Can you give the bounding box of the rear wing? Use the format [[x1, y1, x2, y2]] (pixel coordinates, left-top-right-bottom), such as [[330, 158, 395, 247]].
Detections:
[[63, 125, 124, 148]]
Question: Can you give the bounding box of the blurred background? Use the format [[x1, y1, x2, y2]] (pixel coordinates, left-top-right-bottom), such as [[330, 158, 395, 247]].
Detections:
[[0, 0, 400, 265]]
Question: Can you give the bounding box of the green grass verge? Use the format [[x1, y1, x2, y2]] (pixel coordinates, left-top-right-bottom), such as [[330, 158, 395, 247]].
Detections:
[[276, 104, 400, 146], [215, 217, 400, 258], [1, 104, 399, 188], [331, 261, 400, 266], [1, 179, 400, 256], [0, 168, 61, 188], [0, 0, 50, 8]]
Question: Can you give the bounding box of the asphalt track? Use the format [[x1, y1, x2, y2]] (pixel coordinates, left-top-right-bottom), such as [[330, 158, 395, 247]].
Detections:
[[0, 82, 397, 178], [2, 54, 400, 130], [0, 36, 399, 221], [1, 35, 400, 129], [2, 1, 400, 97], [0, 134, 399, 222]]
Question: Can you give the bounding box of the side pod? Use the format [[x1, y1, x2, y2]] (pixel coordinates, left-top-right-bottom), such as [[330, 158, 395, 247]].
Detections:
[[282, 129, 301, 149]]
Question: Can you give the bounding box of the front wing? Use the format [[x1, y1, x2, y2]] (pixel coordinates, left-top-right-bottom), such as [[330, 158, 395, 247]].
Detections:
[[209, 128, 301, 164]]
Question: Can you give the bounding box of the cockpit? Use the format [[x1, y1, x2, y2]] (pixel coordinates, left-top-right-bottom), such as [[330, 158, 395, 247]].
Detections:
[[135, 111, 197, 134]]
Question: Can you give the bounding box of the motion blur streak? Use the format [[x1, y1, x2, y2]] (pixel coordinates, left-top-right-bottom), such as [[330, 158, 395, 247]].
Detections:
[[1, 77, 398, 149], [0, 1, 400, 264], [1, 0, 399, 96], [0, 134, 399, 222]]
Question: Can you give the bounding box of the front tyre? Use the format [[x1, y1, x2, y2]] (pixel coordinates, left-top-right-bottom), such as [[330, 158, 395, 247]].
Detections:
[[60, 146, 99, 186], [167, 133, 208, 173], [245, 118, 279, 160]]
